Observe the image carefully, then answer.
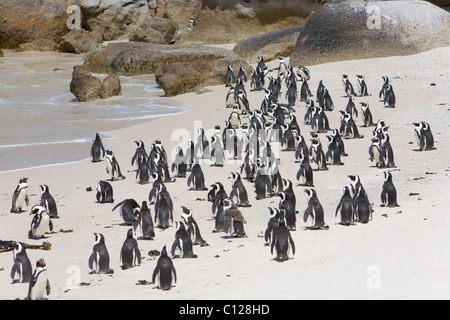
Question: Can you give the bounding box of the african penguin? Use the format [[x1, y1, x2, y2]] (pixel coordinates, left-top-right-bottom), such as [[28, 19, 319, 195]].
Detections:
[[413, 121, 435, 151], [335, 186, 354, 226], [134, 201, 155, 239], [10, 242, 33, 283], [356, 74, 369, 96], [90, 133, 105, 162], [112, 198, 140, 225], [28, 206, 53, 239], [152, 245, 176, 290], [10, 177, 29, 213], [303, 189, 329, 229], [381, 171, 399, 207], [88, 233, 114, 274], [171, 221, 197, 258], [222, 198, 247, 237], [27, 258, 50, 300], [181, 206, 208, 246], [120, 229, 141, 270], [39, 184, 58, 219], [187, 161, 208, 190], [270, 210, 295, 262], [95, 180, 114, 203], [230, 172, 251, 207]]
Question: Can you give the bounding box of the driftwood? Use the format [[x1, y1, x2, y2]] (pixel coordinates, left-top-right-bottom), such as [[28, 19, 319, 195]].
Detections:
[[0, 240, 51, 253]]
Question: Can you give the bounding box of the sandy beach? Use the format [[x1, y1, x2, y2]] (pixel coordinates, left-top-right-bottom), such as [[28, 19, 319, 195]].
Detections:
[[0, 46, 449, 300]]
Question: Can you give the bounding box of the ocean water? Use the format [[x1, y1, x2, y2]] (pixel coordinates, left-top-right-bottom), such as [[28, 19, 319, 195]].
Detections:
[[0, 51, 184, 173]]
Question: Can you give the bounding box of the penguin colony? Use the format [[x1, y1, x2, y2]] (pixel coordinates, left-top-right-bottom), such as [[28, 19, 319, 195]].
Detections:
[[4, 54, 437, 299]]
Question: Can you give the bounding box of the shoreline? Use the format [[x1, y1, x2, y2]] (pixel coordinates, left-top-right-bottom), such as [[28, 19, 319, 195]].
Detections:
[[0, 47, 449, 300]]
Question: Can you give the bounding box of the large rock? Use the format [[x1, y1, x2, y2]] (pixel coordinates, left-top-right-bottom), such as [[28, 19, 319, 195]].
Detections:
[[58, 28, 103, 54], [290, 1, 450, 66], [83, 41, 237, 75], [154, 57, 250, 96], [129, 16, 178, 44], [233, 25, 304, 63], [16, 39, 58, 52], [70, 65, 121, 102]]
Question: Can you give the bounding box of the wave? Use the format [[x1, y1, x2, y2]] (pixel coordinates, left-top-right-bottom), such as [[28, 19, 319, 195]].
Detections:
[[0, 137, 100, 149]]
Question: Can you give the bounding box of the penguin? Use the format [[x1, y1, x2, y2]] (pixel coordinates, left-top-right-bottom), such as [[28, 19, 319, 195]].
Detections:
[[152, 245, 176, 290], [186, 139, 196, 170], [311, 106, 329, 133], [189, 17, 196, 29], [212, 197, 227, 233], [112, 198, 140, 225], [379, 76, 389, 101], [309, 137, 328, 171], [331, 128, 348, 157], [10, 177, 29, 213], [90, 133, 105, 162], [106, 149, 126, 181], [356, 74, 369, 96], [413, 121, 435, 151], [286, 80, 298, 107], [300, 78, 312, 102], [325, 135, 344, 165], [280, 124, 295, 152], [270, 210, 295, 262], [10, 242, 33, 283], [384, 84, 396, 108], [171, 146, 187, 178], [316, 80, 325, 104], [257, 56, 267, 72], [29, 206, 53, 239], [345, 96, 358, 118], [296, 147, 314, 187], [236, 65, 247, 83], [278, 191, 296, 231], [254, 159, 270, 200], [134, 201, 155, 239], [303, 189, 329, 229], [171, 221, 197, 258], [228, 106, 242, 128], [294, 134, 309, 162], [276, 57, 287, 76], [120, 229, 141, 270], [181, 206, 208, 246], [210, 135, 224, 167], [152, 152, 175, 183], [88, 233, 114, 274], [225, 86, 236, 108], [148, 172, 164, 204], [381, 171, 399, 207], [380, 133, 395, 168], [297, 66, 310, 81], [354, 186, 372, 223], [229, 172, 251, 207], [27, 258, 50, 300], [360, 102, 374, 127], [342, 74, 357, 97], [39, 184, 58, 219], [95, 180, 114, 203], [342, 111, 364, 139], [194, 128, 210, 160], [222, 198, 246, 237], [136, 154, 151, 184], [335, 186, 354, 226], [369, 136, 383, 168], [225, 65, 235, 87], [264, 207, 280, 245], [234, 78, 246, 101], [154, 184, 173, 229], [251, 69, 263, 91], [236, 89, 250, 111], [131, 140, 147, 168], [322, 88, 334, 111], [187, 161, 208, 190]]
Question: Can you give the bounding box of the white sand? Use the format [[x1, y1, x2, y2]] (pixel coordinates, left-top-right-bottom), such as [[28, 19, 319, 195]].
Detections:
[[0, 46, 449, 300]]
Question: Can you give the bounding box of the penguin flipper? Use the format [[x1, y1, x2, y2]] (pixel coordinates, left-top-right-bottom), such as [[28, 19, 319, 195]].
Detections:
[[187, 173, 193, 188], [112, 200, 125, 212], [289, 235, 295, 256], [10, 262, 19, 280], [88, 252, 96, 271], [49, 220, 53, 232], [172, 266, 177, 284], [135, 247, 142, 266], [170, 240, 178, 257], [303, 206, 313, 223]]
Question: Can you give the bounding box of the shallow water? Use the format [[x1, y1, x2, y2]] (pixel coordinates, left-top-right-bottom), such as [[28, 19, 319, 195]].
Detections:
[[0, 51, 183, 172]]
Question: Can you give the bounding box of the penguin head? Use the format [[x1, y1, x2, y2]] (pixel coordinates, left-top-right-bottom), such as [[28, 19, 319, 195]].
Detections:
[[141, 201, 148, 210], [126, 228, 135, 239], [343, 186, 351, 195], [175, 220, 186, 231], [304, 188, 316, 199], [221, 198, 234, 210], [277, 192, 287, 201], [268, 207, 279, 219], [93, 233, 105, 245], [30, 205, 46, 215], [160, 245, 168, 257], [39, 184, 49, 194], [36, 258, 46, 269], [181, 206, 192, 216], [135, 140, 144, 148], [347, 174, 360, 184], [278, 210, 287, 227], [282, 178, 292, 191], [384, 171, 393, 182]]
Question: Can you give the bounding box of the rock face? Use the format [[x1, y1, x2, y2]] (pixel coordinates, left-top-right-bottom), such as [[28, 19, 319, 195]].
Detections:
[[128, 16, 178, 44], [16, 39, 58, 52], [233, 25, 304, 63], [290, 1, 450, 66], [70, 65, 121, 102], [83, 41, 238, 75], [58, 28, 103, 54]]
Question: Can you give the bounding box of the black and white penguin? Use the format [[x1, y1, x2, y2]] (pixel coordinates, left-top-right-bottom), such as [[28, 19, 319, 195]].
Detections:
[[381, 171, 399, 207], [322, 88, 334, 111], [278, 191, 296, 231], [384, 84, 396, 108], [222, 198, 247, 237], [148, 172, 164, 204], [136, 154, 151, 184], [171, 146, 187, 178], [28, 206, 53, 239], [237, 65, 247, 83], [277, 57, 287, 76], [27, 258, 50, 300], [309, 137, 328, 171], [228, 106, 242, 128], [120, 229, 141, 270], [194, 128, 210, 159], [112, 198, 140, 225], [10, 177, 29, 213], [234, 78, 246, 101], [254, 159, 270, 200], [210, 135, 224, 167], [346, 96, 358, 118], [236, 89, 250, 111], [181, 206, 208, 246], [311, 106, 330, 133], [303, 189, 329, 229], [413, 121, 435, 151], [225, 65, 235, 87], [316, 80, 325, 104], [296, 66, 310, 81], [270, 210, 295, 262], [286, 80, 298, 107], [251, 69, 263, 91], [90, 133, 105, 162], [171, 221, 197, 258], [335, 186, 354, 226], [105, 149, 126, 181], [152, 245, 176, 290], [10, 242, 33, 283], [369, 136, 383, 168], [209, 182, 228, 215], [296, 147, 314, 187], [342, 74, 357, 97], [154, 184, 173, 229], [379, 76, 389, 100], [360, 102, 374, 127], [325, 135, 344, 165], [380, 133, 395, 168], [356, 74, 369, 96], [39, 184, 58, 219], [212, 197, 227, 233], [299, 78, 312, 102], [88, 233, 113, 274], [230, 172, 251, 207], [331, 128, 347, 157], [95, 180, 114, 203], [342, 111, 364, 139], [134, 201, 155, 239], [187, 161, 208, 190], [189, 17, 196, 29], [225, 86, 236, 108], [264, 207, 280, 245], [131, 140, 147, 168], [294, 134, 309, 163], [152, 152, 175, 183], [353, 186, 372, 223]]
